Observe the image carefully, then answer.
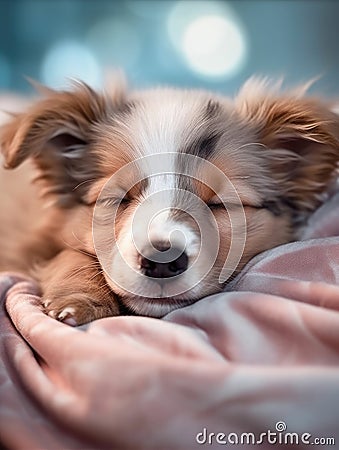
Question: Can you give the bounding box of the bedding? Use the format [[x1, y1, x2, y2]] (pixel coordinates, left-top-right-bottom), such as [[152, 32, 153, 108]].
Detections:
[[1, 190, 339, 449]]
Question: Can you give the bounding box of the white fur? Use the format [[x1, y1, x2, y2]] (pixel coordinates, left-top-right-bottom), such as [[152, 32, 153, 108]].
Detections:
[[104, 91, 221, 315]]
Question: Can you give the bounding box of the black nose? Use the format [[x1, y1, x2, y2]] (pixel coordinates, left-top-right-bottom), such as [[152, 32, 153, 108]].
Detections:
[[140, 246, 188, 278]]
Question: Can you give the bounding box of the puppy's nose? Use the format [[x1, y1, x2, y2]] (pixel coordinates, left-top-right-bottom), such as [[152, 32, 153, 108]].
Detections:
[[139, 244, 188, 278]]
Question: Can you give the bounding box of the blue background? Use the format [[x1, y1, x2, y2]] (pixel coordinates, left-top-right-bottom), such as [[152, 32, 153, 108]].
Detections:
[[0, 0, 339, 95]]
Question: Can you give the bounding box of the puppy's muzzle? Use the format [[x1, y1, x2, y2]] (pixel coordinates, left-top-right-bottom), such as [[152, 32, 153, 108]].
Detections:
[[139, 241, 188, 279]]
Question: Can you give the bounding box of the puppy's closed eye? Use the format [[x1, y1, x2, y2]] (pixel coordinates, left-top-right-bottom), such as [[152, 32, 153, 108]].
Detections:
[[97, 195, 131, 208]]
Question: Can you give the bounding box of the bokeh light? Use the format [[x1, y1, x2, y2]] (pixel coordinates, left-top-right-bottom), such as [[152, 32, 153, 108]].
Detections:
[[41, 41, 102, 89], [167, 0, 247, 79], [183, 15, 246, 78], [167, 1, 226, 50]]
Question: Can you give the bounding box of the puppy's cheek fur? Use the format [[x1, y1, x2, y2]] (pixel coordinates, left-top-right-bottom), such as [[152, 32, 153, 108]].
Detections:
[[92, 205, 136, 293], [203, 208, 292, 290], [239, 208, 292, 266], [54, 204, 98, 259]]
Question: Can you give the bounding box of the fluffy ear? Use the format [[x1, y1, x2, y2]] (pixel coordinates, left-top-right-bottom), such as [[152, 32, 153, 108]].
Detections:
[[236, 78, 339, 218], [0, 81, 124, 206]]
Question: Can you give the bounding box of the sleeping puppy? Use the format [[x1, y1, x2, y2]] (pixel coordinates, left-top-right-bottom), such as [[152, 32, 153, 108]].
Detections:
[[0, 77, 338, 325]]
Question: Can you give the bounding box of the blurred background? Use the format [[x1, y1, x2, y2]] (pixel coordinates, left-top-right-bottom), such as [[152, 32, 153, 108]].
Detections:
[[0, 0, 339, 96]]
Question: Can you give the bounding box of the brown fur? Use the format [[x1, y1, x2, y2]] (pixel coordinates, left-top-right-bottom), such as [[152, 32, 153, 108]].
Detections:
[[0, 78, 338, 325]]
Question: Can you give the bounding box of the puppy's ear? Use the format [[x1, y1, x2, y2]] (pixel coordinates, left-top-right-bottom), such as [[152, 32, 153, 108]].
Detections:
[[236, 78, 339, 217], [0, 81, 124, 206]]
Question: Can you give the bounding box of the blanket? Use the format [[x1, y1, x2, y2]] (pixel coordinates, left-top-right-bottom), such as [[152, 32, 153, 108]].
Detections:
[[1, 192, 339, 449]]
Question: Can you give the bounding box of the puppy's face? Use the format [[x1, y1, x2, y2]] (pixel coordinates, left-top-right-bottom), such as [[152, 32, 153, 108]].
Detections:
[[2, 78, 339, 317]]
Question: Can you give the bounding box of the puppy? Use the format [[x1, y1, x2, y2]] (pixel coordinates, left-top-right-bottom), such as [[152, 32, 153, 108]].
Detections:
[[0, 77, 338, 325]]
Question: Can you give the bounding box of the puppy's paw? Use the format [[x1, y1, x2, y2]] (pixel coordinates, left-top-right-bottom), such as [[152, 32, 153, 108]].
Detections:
[[42, 293, 119, 326], [45, 303, 78, 326]]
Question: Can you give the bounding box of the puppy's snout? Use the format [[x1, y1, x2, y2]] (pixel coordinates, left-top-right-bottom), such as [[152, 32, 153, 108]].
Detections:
[[139, 243, 188, 278]]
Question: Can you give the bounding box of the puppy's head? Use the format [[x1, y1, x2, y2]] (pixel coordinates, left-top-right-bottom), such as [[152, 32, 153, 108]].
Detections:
[[1, 77, 339, 316]]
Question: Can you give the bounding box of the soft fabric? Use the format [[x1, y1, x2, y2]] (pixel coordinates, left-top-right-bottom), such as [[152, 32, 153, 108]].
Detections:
[[1, 192, 339, 450]]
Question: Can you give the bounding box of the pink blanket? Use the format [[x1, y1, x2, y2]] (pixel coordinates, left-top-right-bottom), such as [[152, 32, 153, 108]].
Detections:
[[1, 193, 339, 449]]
